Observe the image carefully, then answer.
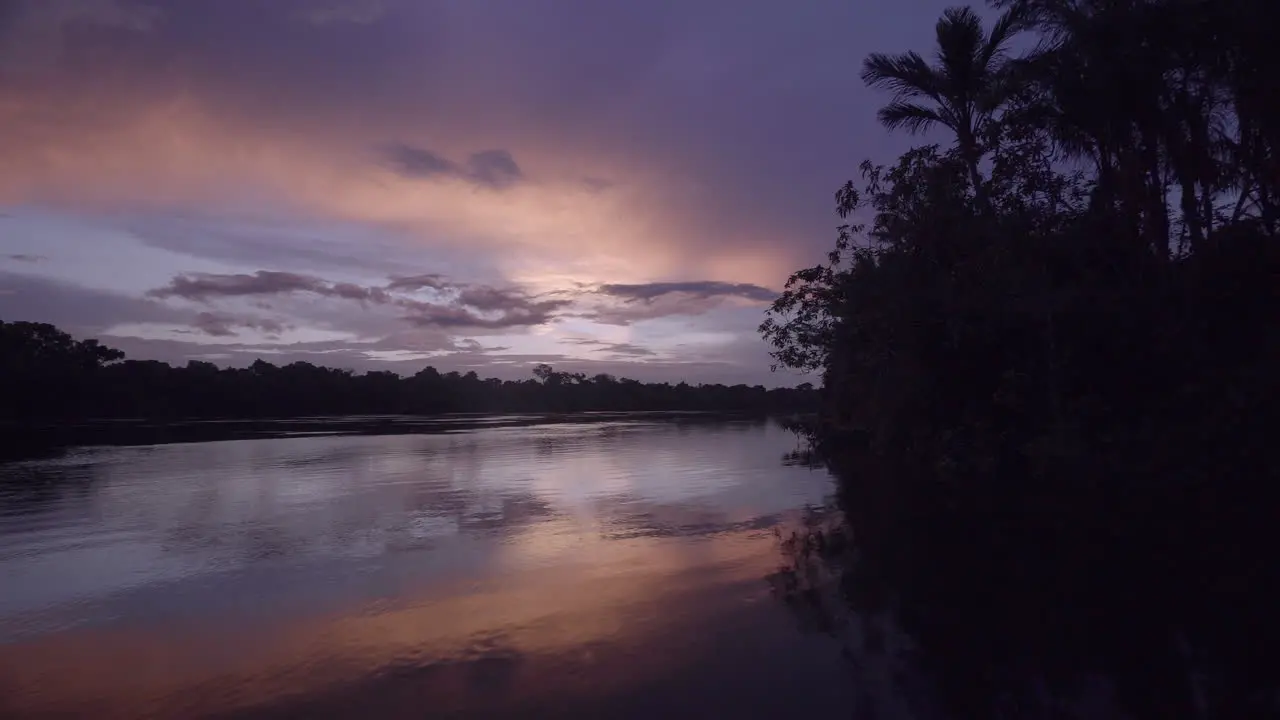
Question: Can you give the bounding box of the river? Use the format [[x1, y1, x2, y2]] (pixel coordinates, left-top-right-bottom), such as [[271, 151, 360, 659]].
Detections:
[[0, 415, 853, 718]]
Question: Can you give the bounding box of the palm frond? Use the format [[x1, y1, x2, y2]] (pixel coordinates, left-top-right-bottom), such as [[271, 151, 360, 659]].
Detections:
[[878, 102, 947, 135], [935, 6, 986, 85], [861, 51, 943, 102], [980, 6, 1027, 69]]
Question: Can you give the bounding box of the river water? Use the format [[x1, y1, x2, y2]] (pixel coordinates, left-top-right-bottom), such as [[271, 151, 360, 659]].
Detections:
[[0, 415, 853, 718]]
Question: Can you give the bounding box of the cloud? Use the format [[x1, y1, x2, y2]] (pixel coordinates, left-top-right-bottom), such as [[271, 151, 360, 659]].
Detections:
[[466, 150, 523, 189], [148, 270, 390, 304], [146, 269, 570, 330], [190, 313, 235, 337], [192, 311, 287, 338], [330, 282, 391, 304], [598, 281, 776, 303], [4, 254, 46, 263], [148, 271, 327, 300], [561, 337, 656, 357], [382, 144, 460, 179], [454, 338, 509, 353], [396, 295, 569, 330], [386, 273, 448, 291], [455, 286, 535, 312], [581, 280, 778, 324], [381, 144, 525, 190], [386, 276, 573, 330]]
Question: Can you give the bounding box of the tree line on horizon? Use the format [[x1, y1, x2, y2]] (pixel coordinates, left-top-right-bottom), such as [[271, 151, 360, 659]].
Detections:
[[0, 320, 816, 421], [762, 0, 1279, 717]]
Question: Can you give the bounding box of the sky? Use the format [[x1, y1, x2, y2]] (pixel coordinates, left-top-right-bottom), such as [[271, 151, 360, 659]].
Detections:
[[0, 0, 956, 386]]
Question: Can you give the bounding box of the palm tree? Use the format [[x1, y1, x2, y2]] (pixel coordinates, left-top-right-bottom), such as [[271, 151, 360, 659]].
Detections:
[[860, 6, 1024, 196]]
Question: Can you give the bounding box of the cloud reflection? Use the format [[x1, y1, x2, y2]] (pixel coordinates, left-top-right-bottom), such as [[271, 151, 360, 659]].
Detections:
[[0, 418, 837, 716]]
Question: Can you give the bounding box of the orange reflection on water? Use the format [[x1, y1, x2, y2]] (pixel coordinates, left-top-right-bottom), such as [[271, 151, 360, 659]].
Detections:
[[0, 518, 793, 719]]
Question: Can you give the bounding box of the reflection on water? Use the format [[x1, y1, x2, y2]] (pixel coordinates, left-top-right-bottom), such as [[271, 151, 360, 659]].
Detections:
[[0, 417, 851, 718]]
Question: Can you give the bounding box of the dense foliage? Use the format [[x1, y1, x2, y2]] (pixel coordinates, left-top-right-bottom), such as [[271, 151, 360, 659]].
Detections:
[[0, 320, 816, 421], [763, 0, 1280, 717]]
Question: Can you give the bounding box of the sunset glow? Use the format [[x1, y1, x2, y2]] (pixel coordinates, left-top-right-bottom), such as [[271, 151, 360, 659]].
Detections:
[[0, 0, 932, 383]]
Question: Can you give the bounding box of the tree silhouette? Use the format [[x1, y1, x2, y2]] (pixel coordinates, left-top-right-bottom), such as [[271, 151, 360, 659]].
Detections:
[[767, 1, 1280, 716], [0, 320, 816, 436], [860, 5, 1023, 196]]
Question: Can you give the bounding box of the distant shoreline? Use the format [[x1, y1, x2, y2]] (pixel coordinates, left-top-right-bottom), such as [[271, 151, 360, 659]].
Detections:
[[0, 411, 810, 463]]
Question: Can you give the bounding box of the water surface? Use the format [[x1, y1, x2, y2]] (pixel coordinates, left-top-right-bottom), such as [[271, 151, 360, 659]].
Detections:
[[0, 416, 851, 718]]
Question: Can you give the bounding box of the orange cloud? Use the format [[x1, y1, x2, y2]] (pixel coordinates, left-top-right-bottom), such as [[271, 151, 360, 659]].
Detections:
[[0, 78, 795, 291]]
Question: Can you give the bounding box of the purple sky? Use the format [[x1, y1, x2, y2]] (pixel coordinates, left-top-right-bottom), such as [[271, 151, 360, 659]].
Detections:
[[0, 0, 957, 385]]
